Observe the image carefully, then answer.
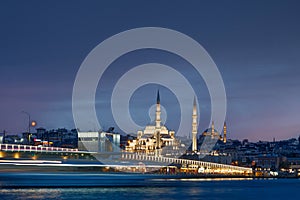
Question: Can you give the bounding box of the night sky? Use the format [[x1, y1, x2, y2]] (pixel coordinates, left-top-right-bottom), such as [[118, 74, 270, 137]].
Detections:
[[1, 0, 300, 141]]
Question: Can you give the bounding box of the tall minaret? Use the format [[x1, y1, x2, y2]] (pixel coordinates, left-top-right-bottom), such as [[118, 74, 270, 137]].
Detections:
[[223, 122, 227, 143], [192, 97, 198, 152], [155, 90, 161, 128], [211, 121, 215, 138]]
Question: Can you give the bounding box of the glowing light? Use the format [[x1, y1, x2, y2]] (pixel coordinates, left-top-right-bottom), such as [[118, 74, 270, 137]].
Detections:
[[13, 153, 20, 159], [31, 121, 37, 127]]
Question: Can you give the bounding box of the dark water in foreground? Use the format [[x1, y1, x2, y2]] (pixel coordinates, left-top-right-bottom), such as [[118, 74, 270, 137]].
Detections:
[[0, 178, 299, 200]]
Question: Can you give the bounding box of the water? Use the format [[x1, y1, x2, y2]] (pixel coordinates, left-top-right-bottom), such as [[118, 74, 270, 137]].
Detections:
[[1, 178, 299, 200]]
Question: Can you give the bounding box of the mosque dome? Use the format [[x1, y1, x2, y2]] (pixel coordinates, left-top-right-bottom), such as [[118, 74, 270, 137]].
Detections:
[[202, 128, 220, 137]]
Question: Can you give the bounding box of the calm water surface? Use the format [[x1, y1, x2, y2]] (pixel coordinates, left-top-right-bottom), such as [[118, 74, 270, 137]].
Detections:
[[1, 178, 299, 200]]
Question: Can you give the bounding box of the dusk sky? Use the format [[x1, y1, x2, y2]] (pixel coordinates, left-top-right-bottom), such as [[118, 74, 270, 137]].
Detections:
[[1, 0, 300, 141]]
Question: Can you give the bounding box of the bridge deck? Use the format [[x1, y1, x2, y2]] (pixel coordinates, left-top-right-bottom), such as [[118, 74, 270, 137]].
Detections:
[[122, 153, 252, 174], [0, 144, 252, 174]]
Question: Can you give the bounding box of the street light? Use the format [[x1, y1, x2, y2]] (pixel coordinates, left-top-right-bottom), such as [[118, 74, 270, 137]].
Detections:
[[31, 121, 37, 127], [21, 111, 37, 145]]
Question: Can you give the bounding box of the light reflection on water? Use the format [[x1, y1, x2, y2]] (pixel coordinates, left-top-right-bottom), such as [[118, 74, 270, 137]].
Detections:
[[0, 188, 181, 200], [0, 188, 62, 200], [163, 177, 253, 181], [0, 179, 300, 200]]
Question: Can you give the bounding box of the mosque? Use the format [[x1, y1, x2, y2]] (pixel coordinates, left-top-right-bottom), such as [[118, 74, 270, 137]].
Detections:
[[125, 91, 179, 154], [125, 90, 227, 155], [201, 121, 227, 144]]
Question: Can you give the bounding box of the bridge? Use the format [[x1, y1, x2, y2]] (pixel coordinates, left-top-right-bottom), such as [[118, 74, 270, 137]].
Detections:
[[0, 143, 252, 176], [121, 152, 252, 175]]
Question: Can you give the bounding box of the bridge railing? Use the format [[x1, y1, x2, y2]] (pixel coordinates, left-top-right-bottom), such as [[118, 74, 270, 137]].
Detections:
[[121, 153, 253, 174], [0, 143, 78, 153]]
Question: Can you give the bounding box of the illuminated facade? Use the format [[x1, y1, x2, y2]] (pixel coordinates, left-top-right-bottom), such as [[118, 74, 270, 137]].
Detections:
[[125, 91, 178, 154], [196, 122, 228, 154], [125, 91, 228, 155], [202, 121, 221, 139], [223, 122, 227, 143], [192, 97, 198, 152], [201, 121, 227, 142]]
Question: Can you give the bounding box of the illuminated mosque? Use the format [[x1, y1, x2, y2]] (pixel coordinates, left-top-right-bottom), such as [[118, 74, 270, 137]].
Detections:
[[201, 121, 227, 144], [125, 90, 227, 155], [125, 91, 179, 154]]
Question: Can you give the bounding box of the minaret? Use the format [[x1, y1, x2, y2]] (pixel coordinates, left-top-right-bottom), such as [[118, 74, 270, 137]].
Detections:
[[223, 122, 227, 143], [155, 90, 161, 128], [211, 121, 215, 138], [192, 97, 198, 152]]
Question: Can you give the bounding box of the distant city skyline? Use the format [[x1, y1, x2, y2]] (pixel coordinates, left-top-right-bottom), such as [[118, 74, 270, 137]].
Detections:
[[1, 0, 300, 141]]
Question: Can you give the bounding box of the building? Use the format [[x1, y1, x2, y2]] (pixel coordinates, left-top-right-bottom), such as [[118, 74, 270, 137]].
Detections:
[[201, 121, 221, 139], [0, 131, 5, 144], [125, 91, 180, 155], [36, 127, 46, 139], [200, 122, 227, 141], [197, 122, 227, 155], [255, 155, 281, 170], [78, 131, 120, 153]]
